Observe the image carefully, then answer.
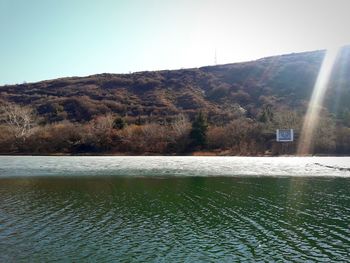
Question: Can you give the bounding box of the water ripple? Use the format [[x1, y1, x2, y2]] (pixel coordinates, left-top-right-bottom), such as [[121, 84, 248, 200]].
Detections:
[[0, 170, 350, 261]]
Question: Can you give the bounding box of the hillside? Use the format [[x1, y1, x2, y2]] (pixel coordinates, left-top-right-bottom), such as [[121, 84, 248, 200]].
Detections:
[[1, 47, 349, 124], [1, 47, 350, 155]]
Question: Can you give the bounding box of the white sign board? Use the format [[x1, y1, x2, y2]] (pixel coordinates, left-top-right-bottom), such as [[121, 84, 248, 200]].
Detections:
[[276, 129, 294, 142]]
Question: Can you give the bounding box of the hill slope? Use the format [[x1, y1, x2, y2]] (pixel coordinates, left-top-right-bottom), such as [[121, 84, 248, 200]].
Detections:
[[1, 47, 349, 125], [1, 47, 350, 155]]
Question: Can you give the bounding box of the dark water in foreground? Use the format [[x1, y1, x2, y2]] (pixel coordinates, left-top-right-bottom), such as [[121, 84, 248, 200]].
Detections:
[[1, 175, 349, 262]]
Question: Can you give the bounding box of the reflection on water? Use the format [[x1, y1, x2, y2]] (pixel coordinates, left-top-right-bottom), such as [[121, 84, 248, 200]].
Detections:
[[0, 176, 349, 262]]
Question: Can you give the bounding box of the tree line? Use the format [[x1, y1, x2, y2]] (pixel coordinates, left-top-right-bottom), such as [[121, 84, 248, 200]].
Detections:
[[0, 102, 350, 155]]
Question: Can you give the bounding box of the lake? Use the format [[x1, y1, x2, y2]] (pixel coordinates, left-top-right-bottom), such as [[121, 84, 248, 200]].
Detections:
[[0, 156, 349, 261]]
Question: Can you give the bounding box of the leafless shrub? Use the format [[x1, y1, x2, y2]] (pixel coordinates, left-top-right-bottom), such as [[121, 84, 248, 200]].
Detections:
[[0, 102, 37, 144]]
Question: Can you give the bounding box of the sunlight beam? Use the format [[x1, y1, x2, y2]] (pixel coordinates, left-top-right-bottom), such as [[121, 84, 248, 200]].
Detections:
[[297, 48, 339, 155]]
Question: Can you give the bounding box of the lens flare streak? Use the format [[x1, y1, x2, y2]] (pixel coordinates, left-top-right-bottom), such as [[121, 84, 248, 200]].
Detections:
[[297, 48, 339, 155]]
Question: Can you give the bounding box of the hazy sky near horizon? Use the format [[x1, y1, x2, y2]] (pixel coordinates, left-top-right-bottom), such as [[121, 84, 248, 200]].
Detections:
[[1, 0, 349, 85]]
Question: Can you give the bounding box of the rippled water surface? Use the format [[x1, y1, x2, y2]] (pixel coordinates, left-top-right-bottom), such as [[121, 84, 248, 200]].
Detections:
[[0, 157, 350, 262]]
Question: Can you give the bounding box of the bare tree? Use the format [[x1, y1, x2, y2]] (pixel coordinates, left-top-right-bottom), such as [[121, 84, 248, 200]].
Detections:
[[171, 114, 191, 139], [0, 102, 37, 143], [272, 110, 301, 130], [142, 123, 168, 153], [87, 114, 115, 151], [169, 114, 191, 152]]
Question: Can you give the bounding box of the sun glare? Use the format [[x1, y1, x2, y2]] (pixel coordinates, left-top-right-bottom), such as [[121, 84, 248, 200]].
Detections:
[[297, 47, 340, 155]]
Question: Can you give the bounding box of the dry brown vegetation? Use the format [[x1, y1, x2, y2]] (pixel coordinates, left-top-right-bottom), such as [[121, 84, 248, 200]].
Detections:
[[1, 102, 349, 155], [1, 47, 350, 155]]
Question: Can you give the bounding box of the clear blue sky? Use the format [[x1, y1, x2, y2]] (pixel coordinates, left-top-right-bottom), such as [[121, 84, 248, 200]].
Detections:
[[1, 0, 349, 85]]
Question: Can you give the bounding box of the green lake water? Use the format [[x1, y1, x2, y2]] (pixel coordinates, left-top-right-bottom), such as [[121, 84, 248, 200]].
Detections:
[[0, 157, 349, 262]]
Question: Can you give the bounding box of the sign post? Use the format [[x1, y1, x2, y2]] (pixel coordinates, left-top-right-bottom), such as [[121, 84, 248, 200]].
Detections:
[[276, 129, 294, 142]]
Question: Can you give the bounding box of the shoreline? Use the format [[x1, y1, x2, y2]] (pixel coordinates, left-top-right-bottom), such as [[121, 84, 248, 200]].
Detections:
[[0, 152, 349, 157]]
